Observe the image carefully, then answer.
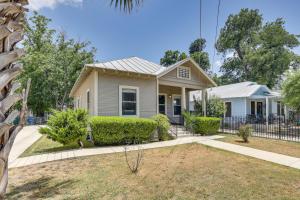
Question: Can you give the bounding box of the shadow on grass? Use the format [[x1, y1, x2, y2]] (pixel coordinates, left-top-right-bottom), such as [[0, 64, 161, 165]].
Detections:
[[6, 176, 77, 199]]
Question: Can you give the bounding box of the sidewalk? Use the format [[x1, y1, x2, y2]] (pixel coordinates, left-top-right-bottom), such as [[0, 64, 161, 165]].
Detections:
[[9, 125, 42, 163], [8, 135, 300, 170]]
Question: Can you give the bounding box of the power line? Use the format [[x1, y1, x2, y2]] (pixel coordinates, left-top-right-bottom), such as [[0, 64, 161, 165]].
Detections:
[[199, 0, 202, 38], [212, 0, 221, 73]]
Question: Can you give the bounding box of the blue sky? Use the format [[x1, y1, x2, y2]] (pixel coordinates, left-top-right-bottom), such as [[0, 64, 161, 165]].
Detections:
[[28, 0, 300, 73]]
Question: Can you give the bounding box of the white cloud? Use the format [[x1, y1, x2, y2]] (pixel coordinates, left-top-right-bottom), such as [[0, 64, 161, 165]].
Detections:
[[28, 0, 83, 11]]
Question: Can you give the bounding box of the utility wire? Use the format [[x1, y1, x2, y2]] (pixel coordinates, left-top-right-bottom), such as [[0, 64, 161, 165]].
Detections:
[[199, 0, 202, 38], [212, 0, 221, 73]]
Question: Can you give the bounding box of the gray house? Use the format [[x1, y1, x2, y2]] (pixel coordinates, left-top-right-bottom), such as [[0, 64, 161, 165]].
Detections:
[[190, 82, 288, 118], [70, 57, 216, 123]]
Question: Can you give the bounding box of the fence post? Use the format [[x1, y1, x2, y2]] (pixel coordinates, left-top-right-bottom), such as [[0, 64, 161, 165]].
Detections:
[[279, 116, 281, 140]]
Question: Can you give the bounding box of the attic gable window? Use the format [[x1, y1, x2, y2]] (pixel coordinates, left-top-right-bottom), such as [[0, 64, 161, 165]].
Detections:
[[177, 66, 191, 80]]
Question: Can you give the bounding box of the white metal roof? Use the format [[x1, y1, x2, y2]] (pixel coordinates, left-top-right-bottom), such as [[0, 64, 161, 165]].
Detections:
[[86, 57, 163, 75], [190, 81, 280, 100]]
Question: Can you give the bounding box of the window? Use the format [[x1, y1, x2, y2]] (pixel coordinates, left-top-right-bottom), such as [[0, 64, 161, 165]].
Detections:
[[251, 101, 255, 115], [177, 66, 191, 79], [173, 95, 181, 116], [159, 94, 167, 114], [86, 90, 90, 111], [119, 86, 139, 116], [225, 102, 232, 117]]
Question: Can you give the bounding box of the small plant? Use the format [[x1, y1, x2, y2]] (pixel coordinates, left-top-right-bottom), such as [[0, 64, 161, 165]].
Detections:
[[124, 140, 143, 174], [152, 114, 172, 141], [182, 111, 195, 132], [40, 109, 88, 145], [238, 124, 252, 143]]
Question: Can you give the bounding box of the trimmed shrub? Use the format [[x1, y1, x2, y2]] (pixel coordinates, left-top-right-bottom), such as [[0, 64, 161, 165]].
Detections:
[[152, 114, 172, 141], [39, 109, 88, 145], [193, 117, 221, 135], [238, 124, 252, 142], [89, 116, 157, 145]]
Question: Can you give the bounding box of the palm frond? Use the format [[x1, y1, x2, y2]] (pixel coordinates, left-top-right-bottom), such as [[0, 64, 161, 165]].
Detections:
[[110, 0, 143, 13]]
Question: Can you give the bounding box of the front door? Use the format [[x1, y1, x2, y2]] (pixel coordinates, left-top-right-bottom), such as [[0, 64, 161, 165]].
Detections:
[[159, 94, 166, 115], [257, 102, 263, 117]]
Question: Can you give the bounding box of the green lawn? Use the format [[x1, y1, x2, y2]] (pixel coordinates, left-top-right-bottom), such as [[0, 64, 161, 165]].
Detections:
[[21, 135, 95, 157], [8, 143, 300, 200], [218, 134, 300, 158]]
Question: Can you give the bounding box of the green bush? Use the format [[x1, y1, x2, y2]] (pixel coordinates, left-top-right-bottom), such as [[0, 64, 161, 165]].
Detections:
[[152, 114, 172, 141], [39, 109, 88, 145], [238, 124, 252, 142], [182, 111, 196, 131], [192, 117, 221, 135], [89, 116, 157, 145]]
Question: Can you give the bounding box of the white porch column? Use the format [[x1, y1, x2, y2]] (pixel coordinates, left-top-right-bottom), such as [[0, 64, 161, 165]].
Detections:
[[181, 87, 186, 111], [266, 97, 269, 128], [202, 89, 207, 116]]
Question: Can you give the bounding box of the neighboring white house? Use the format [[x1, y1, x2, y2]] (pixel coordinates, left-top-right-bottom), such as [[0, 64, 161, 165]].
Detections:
[[190, 81, 288, 118]]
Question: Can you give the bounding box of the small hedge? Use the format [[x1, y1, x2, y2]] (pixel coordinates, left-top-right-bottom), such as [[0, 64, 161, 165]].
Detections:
[[193, 117, 221, 135], [89, 116, 157, 145]]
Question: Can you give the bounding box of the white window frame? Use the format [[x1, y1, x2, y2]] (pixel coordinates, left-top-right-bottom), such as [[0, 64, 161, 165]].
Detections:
[[119, 85, 139, 117], [172, 94, 181, 117], [177, 66, 191, 80], [158, 93, 167, 115]]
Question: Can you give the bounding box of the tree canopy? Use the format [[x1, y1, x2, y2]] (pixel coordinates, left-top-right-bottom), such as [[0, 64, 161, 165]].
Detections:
[[160, 38, 210, 71], [282, 70, 300, 112], [160, 50, 187, 66], [20, 12, 96, 116], [216, 8, 300, 88]]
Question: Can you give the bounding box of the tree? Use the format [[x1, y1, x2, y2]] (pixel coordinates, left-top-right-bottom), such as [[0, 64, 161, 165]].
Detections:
[[216, 9, 299, 88], [191, 51, 210, 72], [282, 70, 300, 111], [160, 50, 187, 66], [189, 38, 206, 54], [0, 0, 30, 197], [20, 13, 96, 116], [160, 38, 211, 71], [193, 96, 225, 117], [20, 13, 56, 116]]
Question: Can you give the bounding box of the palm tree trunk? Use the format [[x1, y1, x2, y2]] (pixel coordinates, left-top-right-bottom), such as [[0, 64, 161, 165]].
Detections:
[[0, 0, 29, 198]]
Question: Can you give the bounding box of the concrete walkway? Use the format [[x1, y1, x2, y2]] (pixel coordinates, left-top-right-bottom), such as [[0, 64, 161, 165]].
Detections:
[[9, 125, 42, 163], [8, 134, 300, 170]]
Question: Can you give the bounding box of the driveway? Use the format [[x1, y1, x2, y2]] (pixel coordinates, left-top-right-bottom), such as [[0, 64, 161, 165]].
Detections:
[[8, 125, 43, 164]]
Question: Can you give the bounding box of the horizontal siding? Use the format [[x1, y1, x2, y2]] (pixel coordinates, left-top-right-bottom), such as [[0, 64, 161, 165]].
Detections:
[[73, 71, 95, 115], [98, 73, 157, 118], [159, 64, 209, 89]]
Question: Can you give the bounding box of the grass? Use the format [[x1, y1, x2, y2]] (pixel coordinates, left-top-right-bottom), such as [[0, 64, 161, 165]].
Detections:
[[21, 135, 95, 157], [7, 143, 300, 200], [218, 134, 300, 158]]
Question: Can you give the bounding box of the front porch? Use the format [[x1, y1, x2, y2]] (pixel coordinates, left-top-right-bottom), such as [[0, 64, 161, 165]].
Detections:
[[158, 84, 206, 124]]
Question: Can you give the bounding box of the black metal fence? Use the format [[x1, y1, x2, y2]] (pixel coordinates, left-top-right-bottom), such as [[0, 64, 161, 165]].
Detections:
[[221, 115, 300, 142]]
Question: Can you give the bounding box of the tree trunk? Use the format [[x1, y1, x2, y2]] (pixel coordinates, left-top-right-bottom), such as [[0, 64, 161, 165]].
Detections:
[[0, 0, 29, 199]]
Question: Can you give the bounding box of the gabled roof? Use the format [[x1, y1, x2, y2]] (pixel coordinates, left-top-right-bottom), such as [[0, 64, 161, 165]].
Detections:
[[191, 81, 279, 100], [70, 56, 216, 97]]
